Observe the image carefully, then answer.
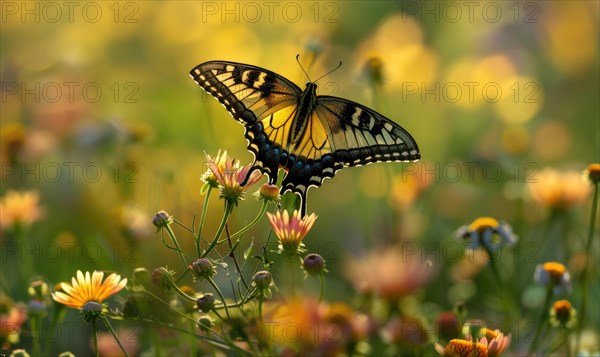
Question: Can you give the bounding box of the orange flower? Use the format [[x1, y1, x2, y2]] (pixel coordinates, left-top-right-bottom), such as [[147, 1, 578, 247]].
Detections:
[[435, 329, 511, 357], [549, 299, 577, 328], [585, 163, 600, 184], [528, 168, 591, 210], [261, 297, 362, 355], [345, 247, 434, 300], [52, 271, 127, 310]]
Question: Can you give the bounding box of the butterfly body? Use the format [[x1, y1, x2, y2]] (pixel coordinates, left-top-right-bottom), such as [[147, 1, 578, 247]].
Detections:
[[191, 60, 420, 215]]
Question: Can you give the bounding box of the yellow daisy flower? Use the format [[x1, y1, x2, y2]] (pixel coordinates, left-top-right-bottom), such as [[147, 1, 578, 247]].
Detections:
[[52, 271, 127, 310]]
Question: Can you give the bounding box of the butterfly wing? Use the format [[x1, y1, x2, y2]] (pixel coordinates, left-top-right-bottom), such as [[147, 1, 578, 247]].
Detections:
[[190, 61, 303, 182], [279, 96, 420, 209]]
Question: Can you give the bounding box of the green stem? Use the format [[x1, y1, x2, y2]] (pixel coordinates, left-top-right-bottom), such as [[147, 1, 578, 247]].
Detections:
[[93, 319, 99, 357], [576, 182, 598, 352], [288, 254, 298, 296], [190, 319, 197, 357], [528, 285, 553, 355], [318, 273, 325, 302], [31, 316, 41, 357], [202, 201, 233, 258], [197, 187, 213, 257], [207, 276, 231, 320], [486, 247, 517, 328], [564, 327, 572, 357], [172, 282, 198, 303], [258, 292, 264, 323], [164, 224, 188, 269], [228, 200, 268, 239], [102, 316, 130, 357]]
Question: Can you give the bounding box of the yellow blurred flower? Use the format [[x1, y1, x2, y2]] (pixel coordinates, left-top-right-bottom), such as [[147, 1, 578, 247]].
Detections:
[[114, 204, 153, 240], [345, 247, 434, 300], [0, 122, 26, 162], [0, 190, 43, 231], [534, 262, 572, 295], [390, 166, 431, 211], [354, 13, 438, 90], [528, 168, 591, 210], [542, 1, 598, 76], [455, 217, 517, 253], [51, 270, 127, 310]]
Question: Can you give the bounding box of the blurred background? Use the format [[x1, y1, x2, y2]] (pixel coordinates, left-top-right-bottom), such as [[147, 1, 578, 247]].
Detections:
[[1, 1, 598, 355]]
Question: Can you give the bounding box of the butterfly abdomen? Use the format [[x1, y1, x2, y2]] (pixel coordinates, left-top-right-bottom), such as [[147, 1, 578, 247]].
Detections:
[[289, 82, 318, 145]]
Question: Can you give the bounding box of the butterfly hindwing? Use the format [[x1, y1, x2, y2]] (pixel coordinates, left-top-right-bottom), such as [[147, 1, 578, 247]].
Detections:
[[316, 96, 421, 166], [190, 60, 420, 216]]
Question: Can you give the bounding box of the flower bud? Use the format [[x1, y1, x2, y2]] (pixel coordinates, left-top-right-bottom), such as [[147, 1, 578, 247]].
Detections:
[[252, 271, 273, 290], [256, 183, 280, 203], [363, 57, 384, 86], [152, 210, 173, 230], [189, 258, 216, 280], [82, 301, 103, 322], [27, 299, 47, 317], [586, 163, 600, 184], [10, 349, 31, 357], [58, 352, 76, 357], [28, 280, 49, 299], [302, 253, 326, 276], [198, 315, 215, 331], [152, 267, 175, 291], [196, 293, 216, 313], [132, 267, 149, 285]]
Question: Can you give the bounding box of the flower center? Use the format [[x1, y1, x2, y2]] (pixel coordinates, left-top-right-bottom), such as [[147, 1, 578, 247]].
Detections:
[[468, 217, 500, 232], [446, 339, 488, 357], [543, 262, 566, 281]]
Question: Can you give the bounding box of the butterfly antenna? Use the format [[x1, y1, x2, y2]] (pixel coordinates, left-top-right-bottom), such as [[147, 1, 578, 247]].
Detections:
[[314, 61, 342, 83], [296, 54, 312, 82]]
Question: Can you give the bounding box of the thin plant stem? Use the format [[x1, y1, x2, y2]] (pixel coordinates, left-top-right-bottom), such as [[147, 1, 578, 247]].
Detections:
[[225, 224, 248, 290], [31, 316, 41, 357], [197, 186, 213, 257], [102, 316, 130, 357], [202, 201, 233, 258], [164, 224, 188, 269], [288, 254, 298, 296], [485, 246, 517, 328], [207, 277, 231, 320], [318, 273, 325, 302], [563, 327, 572, 357], [190, 319, 197, 357], [528, 285, 553, 355], [228, 200, 268, 240], [576, 182, 598, 351], [92, 319, 99, 357], [258, 292, 264, 323]]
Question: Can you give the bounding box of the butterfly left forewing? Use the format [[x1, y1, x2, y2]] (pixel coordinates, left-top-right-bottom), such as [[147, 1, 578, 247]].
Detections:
[[190, 61, 301, 125]]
